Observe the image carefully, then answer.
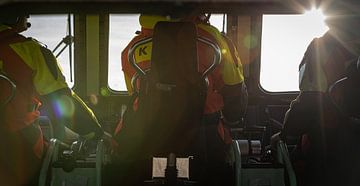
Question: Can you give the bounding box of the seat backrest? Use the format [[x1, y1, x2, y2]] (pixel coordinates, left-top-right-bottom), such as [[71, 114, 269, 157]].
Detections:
[[138, 21, 208, 157], [111, 21, 210, 185], [329, 57, 360, 117], [116, 22, 211, 163]]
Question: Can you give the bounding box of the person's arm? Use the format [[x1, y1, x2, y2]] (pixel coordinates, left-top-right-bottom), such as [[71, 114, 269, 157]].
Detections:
[[31, 42, 103, 140], [221, 83, 248, 125], [220, 35, 248, 125], [281, 91, 331, 140], [41, 88, 103, 139]]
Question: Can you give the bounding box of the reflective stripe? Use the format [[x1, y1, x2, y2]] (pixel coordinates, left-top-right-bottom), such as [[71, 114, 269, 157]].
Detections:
[[0, 31, 36, 131]]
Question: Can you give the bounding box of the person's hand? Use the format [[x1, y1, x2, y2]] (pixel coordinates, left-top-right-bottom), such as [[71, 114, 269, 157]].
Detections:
[[63, 127, 80, 144], [270, 132, 282, 150], [102, 131, 112, 143], [101, 131, 120, 154], [24, 110, 40, 125]]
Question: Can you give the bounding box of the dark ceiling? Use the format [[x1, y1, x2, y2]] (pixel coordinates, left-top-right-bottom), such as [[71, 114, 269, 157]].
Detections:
[[0, 0, 359, 15], [0, 0, 311, 14]]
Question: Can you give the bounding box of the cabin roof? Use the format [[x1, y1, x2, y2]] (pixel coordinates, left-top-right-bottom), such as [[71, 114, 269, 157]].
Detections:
[[0, 0, 359, 15]]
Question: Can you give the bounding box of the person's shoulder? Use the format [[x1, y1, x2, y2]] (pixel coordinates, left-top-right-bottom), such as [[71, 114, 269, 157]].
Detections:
[[304, 35, 324, 56], [308, 31, 332, 48], [23, 37, 48, 48], [303, 32, 335, 58], [197, 22, 220, 33], [15, 36, 49, 53]]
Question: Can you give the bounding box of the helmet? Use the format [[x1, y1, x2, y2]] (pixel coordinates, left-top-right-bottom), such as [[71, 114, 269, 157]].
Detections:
[[320, 0, 360, 16], [0, 14, 19, 25], [321, 0, 360, 27]]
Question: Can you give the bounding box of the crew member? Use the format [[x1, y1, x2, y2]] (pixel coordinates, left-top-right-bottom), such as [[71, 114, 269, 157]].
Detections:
[[277, 2, 360, 185], [0, 14, 104, 185], [118, 13, 247, 185]]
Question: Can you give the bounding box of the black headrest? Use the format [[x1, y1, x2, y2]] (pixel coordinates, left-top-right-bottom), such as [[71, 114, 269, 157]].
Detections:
[[151, 21, 199, 81]]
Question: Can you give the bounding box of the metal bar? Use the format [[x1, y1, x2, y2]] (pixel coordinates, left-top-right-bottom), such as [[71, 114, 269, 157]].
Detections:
[[197, 37, 222, 78], [68, 13, 73, 82]]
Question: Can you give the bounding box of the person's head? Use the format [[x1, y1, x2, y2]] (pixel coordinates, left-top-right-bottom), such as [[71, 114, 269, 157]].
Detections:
[[150, 6, 210, 24], [0, 14, 30, 33], [139, 10, 211, 30], [168, 8, 210, 24], [317, 1, 360, 59], [320, 0, 360, 36], [298, 0, 360, 93]]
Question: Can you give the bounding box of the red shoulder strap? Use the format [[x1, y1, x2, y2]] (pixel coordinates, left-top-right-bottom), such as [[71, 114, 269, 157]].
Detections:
[[0, 29, 38, 131]]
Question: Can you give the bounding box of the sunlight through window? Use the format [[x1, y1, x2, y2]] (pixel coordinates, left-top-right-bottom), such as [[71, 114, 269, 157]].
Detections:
[[108, 14, 140, 91], [260, 9, 329, 92]]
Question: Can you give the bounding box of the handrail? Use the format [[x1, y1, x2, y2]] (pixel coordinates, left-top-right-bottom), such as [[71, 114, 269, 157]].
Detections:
[[130, 72, 140, 92], [277, 140, 297, 186], [96, 139, 105, 186], [232, 140, 242, 186], [197, 37, 221, 78], [38, 139, 70, 186]]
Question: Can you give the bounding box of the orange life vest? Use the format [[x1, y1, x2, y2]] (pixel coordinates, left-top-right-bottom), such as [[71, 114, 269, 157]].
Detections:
[[0, 26, 44, 185]]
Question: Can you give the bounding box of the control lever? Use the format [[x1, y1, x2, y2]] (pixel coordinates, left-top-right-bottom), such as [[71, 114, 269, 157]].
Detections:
[[265, 107, 283, 130], [59, 139, 89, 172], [165, 153, 178, 186], [61, 149, 76, 172]]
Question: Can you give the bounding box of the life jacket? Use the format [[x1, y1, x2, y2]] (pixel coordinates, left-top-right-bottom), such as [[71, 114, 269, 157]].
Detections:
[[0, 25, 44, 185], [0, 25, 41, 130], [122, 15, 244, 115]]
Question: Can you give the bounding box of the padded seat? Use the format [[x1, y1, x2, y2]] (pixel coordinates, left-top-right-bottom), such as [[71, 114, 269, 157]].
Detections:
[[110, 21, 227, 186]]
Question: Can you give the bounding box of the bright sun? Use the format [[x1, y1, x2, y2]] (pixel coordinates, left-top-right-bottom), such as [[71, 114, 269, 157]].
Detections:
[[260, 7, 330, 92], [304, 8, 329, 37]]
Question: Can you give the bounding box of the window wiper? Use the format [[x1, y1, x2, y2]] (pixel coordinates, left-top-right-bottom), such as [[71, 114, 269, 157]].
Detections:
[[52, 14, 73, 82], [52, 35, 73, 58]]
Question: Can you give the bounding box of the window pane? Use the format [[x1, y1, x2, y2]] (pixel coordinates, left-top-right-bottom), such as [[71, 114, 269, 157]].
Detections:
[[108, 14, 139, 91], [209, 14, 227, 33], [22, 15, 74, 87], [260, 11, 328, 92]]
